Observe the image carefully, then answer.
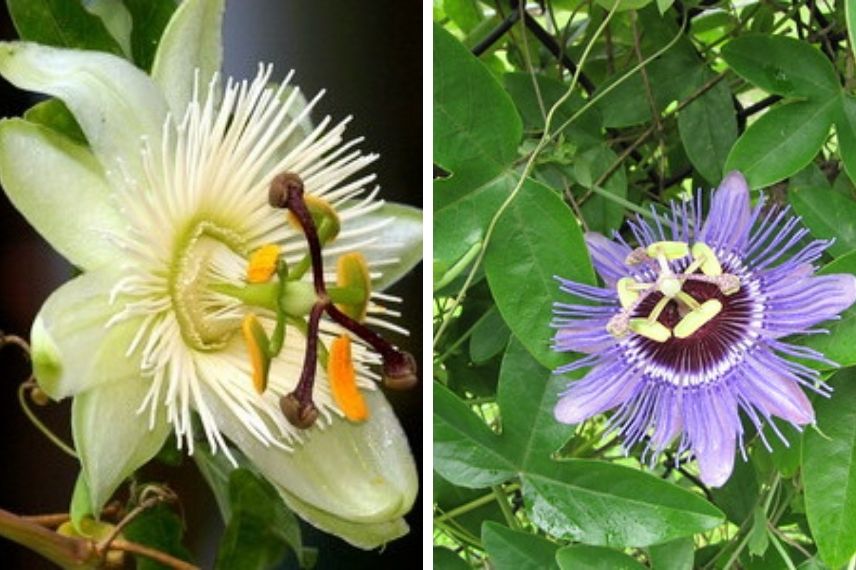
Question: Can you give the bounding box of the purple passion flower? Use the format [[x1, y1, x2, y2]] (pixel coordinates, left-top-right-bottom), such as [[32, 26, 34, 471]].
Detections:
[[552, 171, 856, 486]]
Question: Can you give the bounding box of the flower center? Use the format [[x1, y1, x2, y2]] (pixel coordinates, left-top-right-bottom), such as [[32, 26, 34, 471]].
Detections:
[[170, 220, 247, 352], [606, 240, 742, 342]]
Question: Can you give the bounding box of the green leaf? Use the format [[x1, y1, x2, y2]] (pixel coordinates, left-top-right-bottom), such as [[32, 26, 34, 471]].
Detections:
[[23, 99, 86, 145], [593, 0, 653, 13], [124, 0, 178, 71], [503, 72, 602, 144], [849, 0, 856, 63], [469, 306, 511, 364], [789, 185, 856, 258], [7, 0, 124, 55], [123, 504, 192, 570], [725, 98, 836, 189], [797, 251, 856, 367], [84, 0, 133, 57], [555, 545, 647, 569], [484, 178, 595, 368], [434, 172, 509, 280], [433, 381, 516, 488], [747, 505, 770, 558], [656, 0, 677, 15], [433, 341, 725, 548], [595, 9, 706, 128], [215, 469, 303, 570], [835, 94, 856, 186], [443, 0, 484, 33], [678, 78, 738, 185], [434, 546, 473, 570], [434, 471, 505, 537], [721, 35, 840, 98], [574, 144, 628, 234], [522, 460, 723, 546], [434, 23, 521, 200], [803, 368, 856, 568], [482, 521, 560, 570], [648, 538, 694, 570]]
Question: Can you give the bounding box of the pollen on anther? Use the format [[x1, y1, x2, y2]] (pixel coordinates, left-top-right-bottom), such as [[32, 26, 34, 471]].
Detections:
[[246, 244, 281, 283], [328, 335, 368, 422]]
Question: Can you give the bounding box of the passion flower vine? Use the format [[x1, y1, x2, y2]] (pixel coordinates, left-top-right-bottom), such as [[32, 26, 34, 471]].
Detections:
[[0, 0, 420, 548], [552, 171, 856, 486]]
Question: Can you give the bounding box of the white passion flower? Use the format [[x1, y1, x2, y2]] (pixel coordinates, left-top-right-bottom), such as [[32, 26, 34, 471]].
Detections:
[[0, 0, 421, 549]]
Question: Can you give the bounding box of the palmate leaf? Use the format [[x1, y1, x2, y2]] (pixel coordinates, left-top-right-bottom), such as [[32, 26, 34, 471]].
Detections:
[[433, 23, 522, 273], [434, 341, 725, 549], [482, 521, 560, 570], [484, 178, 595, 369]]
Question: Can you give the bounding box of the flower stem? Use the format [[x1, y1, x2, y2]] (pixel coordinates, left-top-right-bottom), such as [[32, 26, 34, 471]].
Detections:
[[491, 485, 519, 530]]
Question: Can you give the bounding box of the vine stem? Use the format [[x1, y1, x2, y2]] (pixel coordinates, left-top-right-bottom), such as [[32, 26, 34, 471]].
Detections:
[[17, 383, 78, 459], [434, 0, 623, 347], [0, 509, 198, 570], [491, 485, 519, 530]]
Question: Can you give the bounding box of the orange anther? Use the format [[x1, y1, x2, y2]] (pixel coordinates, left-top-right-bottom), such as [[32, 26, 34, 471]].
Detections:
[[327, 335, 368, 422], [246, 244, 281, 283]]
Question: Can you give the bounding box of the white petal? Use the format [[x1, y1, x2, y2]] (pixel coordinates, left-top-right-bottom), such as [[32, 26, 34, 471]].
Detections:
[[204, 387, 417, 524], [151, 0, 225, 117], [0, 41, 168, 189], [276, 486, 409, 549], [0, 118, 126, 270], [31, 268, 142, 399], [339, 202, 422, 291], [72, 373, 170, 513]]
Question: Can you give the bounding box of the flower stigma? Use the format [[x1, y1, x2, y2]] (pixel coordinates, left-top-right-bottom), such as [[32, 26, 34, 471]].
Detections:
[[607, 240, 741, 343]]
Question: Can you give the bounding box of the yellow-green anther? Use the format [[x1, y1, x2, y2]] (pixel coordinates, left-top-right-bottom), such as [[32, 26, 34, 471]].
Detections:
[[659, 276, 682, 298], [241, 314, 272, 394], [673, 299, 723, 339], [690, 242, 722, 276], [617, 277, 640, 308], [629, 318, 671, 342], [646, 241, 690, 260]]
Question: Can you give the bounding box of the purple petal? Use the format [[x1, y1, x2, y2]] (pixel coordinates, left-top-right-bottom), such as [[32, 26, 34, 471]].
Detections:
[[740, 351, 815, 425], [584, 232, 631, 287], [554, 361, 641, 424], [684, 389, 738, 487], [763, 273, 856, 338], [552, 318, 615, 354], [700, 171, 751, 253]]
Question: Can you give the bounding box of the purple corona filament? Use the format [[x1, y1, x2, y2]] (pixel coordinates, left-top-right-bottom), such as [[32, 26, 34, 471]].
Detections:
[[552, 171, 856, 486]]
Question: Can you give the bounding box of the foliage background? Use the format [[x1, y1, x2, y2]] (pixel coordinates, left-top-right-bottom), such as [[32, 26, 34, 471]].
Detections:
[[0, 1, 422, 568], [434, 0, 856, 568]]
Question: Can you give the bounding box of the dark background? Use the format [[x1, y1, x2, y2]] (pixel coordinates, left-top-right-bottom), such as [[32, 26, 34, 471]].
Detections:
[[0, 1, 422, 568]]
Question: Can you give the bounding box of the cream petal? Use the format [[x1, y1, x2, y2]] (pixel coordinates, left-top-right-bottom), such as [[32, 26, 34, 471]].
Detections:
[[0, 41, 168, 189], [151, 0, 225, 117], [72, 373, 170, 513], [276, 486, 409, 550], [335, 202, 422, 291], [203, 387, 417, 525], [30, 268, 142, 400], [0, 118, 127, 270]]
